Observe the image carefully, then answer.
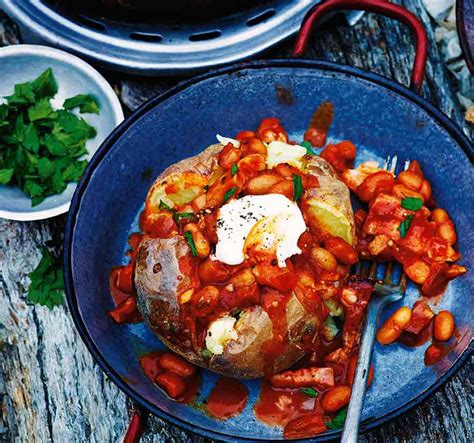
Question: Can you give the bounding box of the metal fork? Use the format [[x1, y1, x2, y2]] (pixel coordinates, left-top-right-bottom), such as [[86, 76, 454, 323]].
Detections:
[[341, 156, 409, 443], [341, 262, 407, 443]]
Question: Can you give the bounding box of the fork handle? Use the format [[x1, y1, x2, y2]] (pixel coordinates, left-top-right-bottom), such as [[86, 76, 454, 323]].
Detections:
[[341, 298, 386, 443]]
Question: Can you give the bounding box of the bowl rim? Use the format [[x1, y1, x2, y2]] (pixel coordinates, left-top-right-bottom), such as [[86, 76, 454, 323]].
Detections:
[[64, 58, 473, 442], [0, 44, 124, 221]]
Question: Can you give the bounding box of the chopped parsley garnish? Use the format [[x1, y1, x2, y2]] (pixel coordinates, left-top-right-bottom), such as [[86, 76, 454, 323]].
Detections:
[[300, 387, 318, 398], [223, 186, 238, 203], [159, 199, 172, 211], [184, 230, 198, 257], [326, 407, 347, 430], [173, 212, 194, 223], [230, 163, 239, 176], [28, 246, 64, 309], [292, 174, 303, 201], [301, 140, 314, 155], [63, 94, 100, 114], [401, 196, 423, 211], [201, 349, 212, 359], [0, 68, 99, 206], [399, 214, 414, 238], [204, 184, 209, 191]]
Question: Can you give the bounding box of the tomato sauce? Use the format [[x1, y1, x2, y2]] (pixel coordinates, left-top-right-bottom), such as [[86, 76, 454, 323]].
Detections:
[[206, 378, 249, 420], [139, 352, 200, 404]]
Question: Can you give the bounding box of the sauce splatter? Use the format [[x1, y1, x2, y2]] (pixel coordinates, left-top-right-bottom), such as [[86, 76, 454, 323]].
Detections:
[[139, 352, 200, 404], [206, 378, 249, 420]]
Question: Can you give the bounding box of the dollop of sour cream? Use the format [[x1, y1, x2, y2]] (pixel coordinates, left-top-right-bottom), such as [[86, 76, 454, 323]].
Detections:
[[214, 194, 306, 267]]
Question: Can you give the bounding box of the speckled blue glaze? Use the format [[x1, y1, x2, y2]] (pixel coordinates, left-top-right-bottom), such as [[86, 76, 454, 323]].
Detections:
[[64, 60, 473, 442]]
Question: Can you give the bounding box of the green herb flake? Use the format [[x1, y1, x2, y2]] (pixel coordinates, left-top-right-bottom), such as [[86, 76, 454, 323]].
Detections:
[[301, 140, 314, 155], [230, 163, 239, 177], [401, 196, 423, 211], [201, 349, 212, 359], [292, 173, 303, 201], [398, 214, 414, 238], [299, 387, 318, 398], [326, 408, 348, 430], [28, 246, 64, 309], [63, 94, 100, 114], [322, 315, 340, 341], [0, 168, 14, 184], [184, 230, 198, 257], [159, 200, 173, 211], [173, 212, 194, 223], [223, 186, 238, 203]]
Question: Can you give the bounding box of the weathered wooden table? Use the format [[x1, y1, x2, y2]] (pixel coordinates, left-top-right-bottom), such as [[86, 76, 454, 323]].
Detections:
[[0, 1, 472, 442]]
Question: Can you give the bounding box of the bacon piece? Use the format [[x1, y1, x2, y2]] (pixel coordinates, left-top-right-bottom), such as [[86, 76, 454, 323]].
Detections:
[[404, 300, 434, 334]]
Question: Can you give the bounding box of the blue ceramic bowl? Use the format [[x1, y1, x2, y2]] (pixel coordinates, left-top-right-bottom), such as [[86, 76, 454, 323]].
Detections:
[[65, 60, 473, 441]]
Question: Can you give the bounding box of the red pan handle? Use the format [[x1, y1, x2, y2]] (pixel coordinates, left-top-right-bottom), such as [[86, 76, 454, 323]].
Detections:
[[123, 408, 146, 443], [293, 0, 428, 93]]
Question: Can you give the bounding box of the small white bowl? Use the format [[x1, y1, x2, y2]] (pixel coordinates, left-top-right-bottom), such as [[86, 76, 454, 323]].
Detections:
[[0, 44, 124, 221]]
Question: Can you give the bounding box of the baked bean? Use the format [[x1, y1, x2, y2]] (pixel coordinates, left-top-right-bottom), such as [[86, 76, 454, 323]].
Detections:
[[198, 258, 231, 283], [274, 163, 295, 178], [324, 237, 358, 265], [376, 306, 412, 344], [396, 170, 422, 191], [155, 371, 186, 398], [357, 171, 395, 202], [235, 130, 255, 140], [419, 179, 432, 202], [392, 184, 425, 202], [404, 260, 430, 284], [218, 143, 242, 169], [237, 154, 267, 179], [310, 247, 337, 272], [436, 221, 456, 245], [268, 180, 294, 199], [431, 208, 449, 224], [244, 173, 283, 195], [241, 137, 267, 155], [433, 310, 455, 341], [321, 386, 351, 412], [184, 223, 210, 258], [231, 268, 256, 288], [160, 353, 196, 377], [256, 117, 288, 143], [192, 286, 220, 317]]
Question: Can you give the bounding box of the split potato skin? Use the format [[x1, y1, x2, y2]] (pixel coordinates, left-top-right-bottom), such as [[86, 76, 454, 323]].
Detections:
[[134, 142, 355, 378]]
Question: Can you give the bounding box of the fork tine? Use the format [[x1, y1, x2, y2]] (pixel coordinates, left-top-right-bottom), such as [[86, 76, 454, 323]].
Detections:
[[399, 272, 408, 295], [368, 261, 377, 280], [359, 261, 370, 278], [384, 262, 393, 284]]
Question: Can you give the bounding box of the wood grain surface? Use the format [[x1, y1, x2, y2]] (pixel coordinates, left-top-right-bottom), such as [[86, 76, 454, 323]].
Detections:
[[0, 1, 472, 442]]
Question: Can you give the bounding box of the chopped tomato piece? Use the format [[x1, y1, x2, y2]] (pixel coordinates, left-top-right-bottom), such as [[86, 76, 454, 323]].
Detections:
[[304, 127, 327, 147], [320, 141, 356, 173], [284, 414, 327, 439], [109, 296, 141, 323]]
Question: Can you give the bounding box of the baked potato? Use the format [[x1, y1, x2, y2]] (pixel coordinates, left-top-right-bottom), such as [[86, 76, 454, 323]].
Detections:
[[134, 120, 356, 378]]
